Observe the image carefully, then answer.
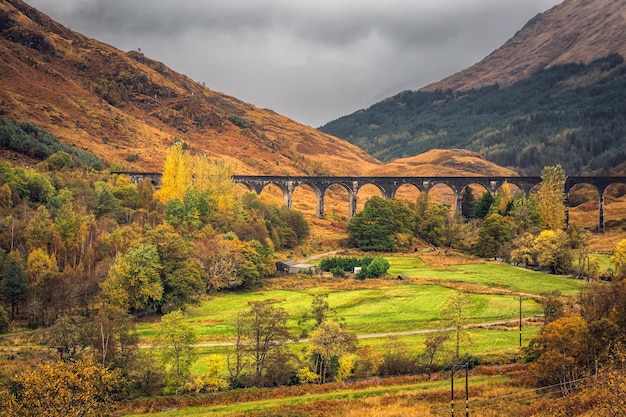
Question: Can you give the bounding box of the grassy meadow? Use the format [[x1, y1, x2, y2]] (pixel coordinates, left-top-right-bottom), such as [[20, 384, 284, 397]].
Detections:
[[135, 251, 585, 388], [137, 251, 584, 343]]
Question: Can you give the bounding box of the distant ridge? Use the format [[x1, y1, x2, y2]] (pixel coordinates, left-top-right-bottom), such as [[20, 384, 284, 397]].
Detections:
[[423, 0, 626, 92]]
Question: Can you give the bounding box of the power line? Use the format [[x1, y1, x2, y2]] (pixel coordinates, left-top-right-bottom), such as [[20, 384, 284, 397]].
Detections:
[[431, 376, 597, 415]]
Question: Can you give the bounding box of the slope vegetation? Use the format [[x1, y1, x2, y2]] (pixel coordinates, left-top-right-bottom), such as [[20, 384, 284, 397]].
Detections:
[[321, 54, 626, 176], [0, 0, 380, 175]]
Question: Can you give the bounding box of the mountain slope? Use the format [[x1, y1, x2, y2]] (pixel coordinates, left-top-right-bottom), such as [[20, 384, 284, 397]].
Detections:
[[319, 0, 626, 176], [424, 0, 626, 93], [366, 149, 518, 177], [0, 0, 381, 175]]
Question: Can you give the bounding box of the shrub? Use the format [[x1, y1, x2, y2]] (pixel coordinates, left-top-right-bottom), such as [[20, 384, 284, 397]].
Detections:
[[330, 267, 346, 278], [319, 256, 374, 273], [228, 115, 254, 129]]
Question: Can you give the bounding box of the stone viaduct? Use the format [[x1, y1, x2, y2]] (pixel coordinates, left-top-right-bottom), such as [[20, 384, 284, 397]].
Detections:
[[117, 173, 626, 232]]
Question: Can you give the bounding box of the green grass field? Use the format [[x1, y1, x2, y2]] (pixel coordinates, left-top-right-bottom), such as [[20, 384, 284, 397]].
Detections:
[[137, 284, 545, 342], [137, 256, 583, 343], [386, 256, 585, 295]]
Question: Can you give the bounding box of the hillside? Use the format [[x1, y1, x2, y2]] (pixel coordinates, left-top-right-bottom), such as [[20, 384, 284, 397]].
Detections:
[[423, 0, 626, 92], [365, 149, 517, 177], [0, 0, 381, 176], [319, 0, 626, 176]]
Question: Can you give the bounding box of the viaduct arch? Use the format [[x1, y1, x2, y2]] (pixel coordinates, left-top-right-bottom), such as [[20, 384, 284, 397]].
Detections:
[[116, 173, 626, 233]]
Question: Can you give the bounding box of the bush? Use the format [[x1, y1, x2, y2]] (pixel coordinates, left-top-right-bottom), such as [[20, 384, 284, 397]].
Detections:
[[330, 267, 346, 278], [319, 256, 374, 273], [365, 257, 390, 278]]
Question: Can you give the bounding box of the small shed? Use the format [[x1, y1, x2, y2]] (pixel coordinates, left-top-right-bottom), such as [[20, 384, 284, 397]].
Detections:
[[276, 260, 317, 274], [276, 260, 298, 273]]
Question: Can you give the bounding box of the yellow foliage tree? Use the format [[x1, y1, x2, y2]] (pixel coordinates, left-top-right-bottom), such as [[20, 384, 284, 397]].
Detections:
[[527, 314, 589, 395], [0, 360, 126, 417], [538, 165, 566, 231], [155, 144, 237, 222], [156, 142, 192, 203], [497, 181, 513, 214], [610, 239, 626, 278]]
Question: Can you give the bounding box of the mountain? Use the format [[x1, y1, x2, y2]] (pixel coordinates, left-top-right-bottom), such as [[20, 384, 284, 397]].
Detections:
[[424, 0, 626, 92], [319, 0, 626, 176], [0, 0, 381, 176]]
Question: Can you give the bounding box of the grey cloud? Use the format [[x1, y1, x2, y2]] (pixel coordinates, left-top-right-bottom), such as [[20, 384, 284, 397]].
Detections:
[[27, 0, 562, 126]]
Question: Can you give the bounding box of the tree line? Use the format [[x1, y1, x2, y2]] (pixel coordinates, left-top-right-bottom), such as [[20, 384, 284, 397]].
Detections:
[[347, 165, 604, 279]]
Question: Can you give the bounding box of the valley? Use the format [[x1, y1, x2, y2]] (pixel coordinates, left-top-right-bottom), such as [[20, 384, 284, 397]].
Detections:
[[0, 0, 625, 415]]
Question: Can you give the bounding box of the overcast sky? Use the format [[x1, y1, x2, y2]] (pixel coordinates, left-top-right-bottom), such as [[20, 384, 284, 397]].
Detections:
[[29, 0, 562, 127]]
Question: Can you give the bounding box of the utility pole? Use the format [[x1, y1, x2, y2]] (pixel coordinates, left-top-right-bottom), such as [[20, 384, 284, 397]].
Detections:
[[465, 364, 469, 417], [519, 295, 523, 347], [451, 363, 470, 417], [451, 366, 455, 417]]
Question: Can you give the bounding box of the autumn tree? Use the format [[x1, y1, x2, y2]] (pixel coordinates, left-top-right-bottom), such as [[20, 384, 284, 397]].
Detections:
[[353, 346, 384, 379], [534, 229, 572, 274], [42, 314, 91, 361], [85, 305, 140, 376], [526, 314, 589, 394], [538, 165, 566, 230], [52, 200, 84, 268], [509, 195, 542, 234], [26, 248, 58, 326], [194, 230, 242, 292], [439, 289, 472, 359], [156, 142, 191, 203], [25, 205, 54, 252], [234, 300, 290, 386], [610, 239, 626, 278], [100, 245, 163, 314], [154, 309, 197, 394], [495, 181, 514, 215], [509, 232, 537, 267], [420, 331, 451, 376], [307, 320, 357, 383], [156, 144, 237, 229], [0, 360, 126, 417]]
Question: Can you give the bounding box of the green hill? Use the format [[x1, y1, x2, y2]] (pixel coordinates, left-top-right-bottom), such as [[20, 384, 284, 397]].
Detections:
[[319, 54, 626, 176]]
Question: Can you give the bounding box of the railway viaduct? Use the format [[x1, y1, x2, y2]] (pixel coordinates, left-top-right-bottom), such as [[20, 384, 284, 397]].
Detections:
[[117, 173, 626, 232]]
